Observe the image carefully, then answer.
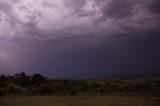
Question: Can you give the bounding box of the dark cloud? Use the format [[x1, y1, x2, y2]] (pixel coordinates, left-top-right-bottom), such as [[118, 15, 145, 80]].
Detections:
[[93, 0, 160, 38], [63, 0, 90, 17], [0, 1, 12, 12], [10, 0, 21, 4], [148, 0, 160, 14], [101, 0, 134, 20], [64, 0, 86, 13], [41, 1, 55, 8]]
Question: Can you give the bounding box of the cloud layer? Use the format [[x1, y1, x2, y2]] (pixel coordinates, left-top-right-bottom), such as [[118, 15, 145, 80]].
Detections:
[[0, 0, 160, 78], [0, 0, 159, 41]]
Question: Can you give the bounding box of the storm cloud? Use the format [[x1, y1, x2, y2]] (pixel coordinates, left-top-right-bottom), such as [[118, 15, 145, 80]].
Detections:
[[0, 0, 159, 40], [0, 0, 160, 78]]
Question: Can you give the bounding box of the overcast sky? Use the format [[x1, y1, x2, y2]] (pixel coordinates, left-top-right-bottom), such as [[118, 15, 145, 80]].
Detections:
[[0, 0, 160, 79]]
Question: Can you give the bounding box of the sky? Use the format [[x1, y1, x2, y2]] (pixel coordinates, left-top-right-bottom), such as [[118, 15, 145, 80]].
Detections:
[[0, 0, 160, 79]]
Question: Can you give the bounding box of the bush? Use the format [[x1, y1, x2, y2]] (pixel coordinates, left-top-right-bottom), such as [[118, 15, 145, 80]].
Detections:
[[0, 88, 4, 96]]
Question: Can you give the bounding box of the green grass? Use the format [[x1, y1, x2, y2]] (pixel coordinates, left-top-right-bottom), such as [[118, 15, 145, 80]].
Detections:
[[0, 96, 160, 106]]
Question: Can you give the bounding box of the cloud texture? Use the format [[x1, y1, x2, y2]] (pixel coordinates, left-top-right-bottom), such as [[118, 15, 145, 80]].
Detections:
[[0, 0, 159, 40], [0, 0, 160, 78]]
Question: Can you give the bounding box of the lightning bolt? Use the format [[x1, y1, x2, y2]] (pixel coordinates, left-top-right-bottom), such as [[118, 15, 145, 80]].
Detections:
[[9, 31, 14, 39], [0, 12, 16, 39], [0, 12, 5, 28], [0, 12, 5, 36]]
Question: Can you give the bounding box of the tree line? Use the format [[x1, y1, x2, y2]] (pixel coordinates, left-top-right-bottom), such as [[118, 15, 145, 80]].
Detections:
[[0, 72, 160, 96]]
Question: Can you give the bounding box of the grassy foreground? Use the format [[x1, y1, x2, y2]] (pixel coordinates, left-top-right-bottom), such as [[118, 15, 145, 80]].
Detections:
[[0, 96, 160, 106]]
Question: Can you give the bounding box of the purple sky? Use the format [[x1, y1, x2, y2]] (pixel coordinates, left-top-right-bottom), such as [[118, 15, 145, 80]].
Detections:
[[0, 0, 160, 79]]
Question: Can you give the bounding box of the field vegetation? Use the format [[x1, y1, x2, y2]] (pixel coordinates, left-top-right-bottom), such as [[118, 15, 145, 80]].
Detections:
[[0, 72, 160, 105], [0, 96, 160, 106], [0, 72, 160, 96]]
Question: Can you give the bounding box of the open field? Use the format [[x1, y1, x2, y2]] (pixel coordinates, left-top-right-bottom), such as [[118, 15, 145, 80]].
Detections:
[[0, 96, 160, 106]]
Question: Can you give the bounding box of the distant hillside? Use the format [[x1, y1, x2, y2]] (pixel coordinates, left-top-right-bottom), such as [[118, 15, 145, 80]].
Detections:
[[0, 72, 160, 96]]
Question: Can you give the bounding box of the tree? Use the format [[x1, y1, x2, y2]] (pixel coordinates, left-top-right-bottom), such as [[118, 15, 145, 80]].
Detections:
[[14, 72, 30, 87], [0, 75, 7, 86], [31, 74, 46, 86], [30, 82, 52, 95], [0, 88, 4, 96]]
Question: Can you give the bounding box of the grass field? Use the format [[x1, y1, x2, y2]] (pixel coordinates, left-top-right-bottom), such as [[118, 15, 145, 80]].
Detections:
[[0, 96, 160, 106]]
